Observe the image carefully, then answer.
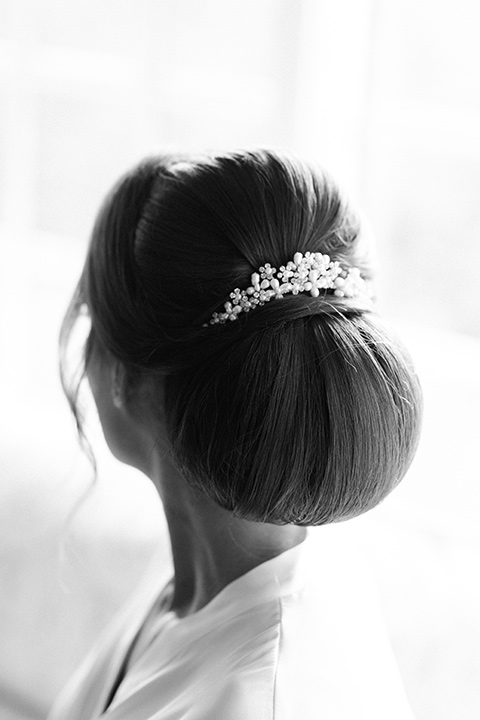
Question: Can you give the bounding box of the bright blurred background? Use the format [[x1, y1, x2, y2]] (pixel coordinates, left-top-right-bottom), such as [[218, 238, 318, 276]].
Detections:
[[1, 1, 479, 719]]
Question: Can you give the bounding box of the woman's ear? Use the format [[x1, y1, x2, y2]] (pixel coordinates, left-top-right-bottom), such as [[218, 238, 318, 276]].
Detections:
[[111, 361, 167, 426], [111, 360, 128, 409]]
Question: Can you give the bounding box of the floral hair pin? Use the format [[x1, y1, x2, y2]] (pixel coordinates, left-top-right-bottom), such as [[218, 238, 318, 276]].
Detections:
[[206, 251, 371, 325]]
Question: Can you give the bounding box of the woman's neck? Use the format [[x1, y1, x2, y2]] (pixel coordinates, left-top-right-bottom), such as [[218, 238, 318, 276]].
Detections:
[[152, 455, 306, 617]]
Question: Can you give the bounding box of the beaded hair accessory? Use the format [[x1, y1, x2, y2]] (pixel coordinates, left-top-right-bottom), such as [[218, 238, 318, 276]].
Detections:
[[206, 251, 371, 325]]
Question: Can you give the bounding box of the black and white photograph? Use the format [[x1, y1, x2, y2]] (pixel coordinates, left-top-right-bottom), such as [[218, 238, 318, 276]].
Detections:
[[0, 2, 479, 719]]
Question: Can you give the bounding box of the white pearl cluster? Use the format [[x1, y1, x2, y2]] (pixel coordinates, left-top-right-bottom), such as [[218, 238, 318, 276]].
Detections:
[[206, 251, 371, 325]]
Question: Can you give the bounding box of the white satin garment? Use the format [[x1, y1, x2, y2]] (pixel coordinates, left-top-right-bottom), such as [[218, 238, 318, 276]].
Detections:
[[47, 529, 415, 720]]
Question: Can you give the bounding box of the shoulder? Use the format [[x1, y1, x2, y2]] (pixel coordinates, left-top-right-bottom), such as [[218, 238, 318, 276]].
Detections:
[[158, 588, 331, 720], [270, 530, 416, 720]]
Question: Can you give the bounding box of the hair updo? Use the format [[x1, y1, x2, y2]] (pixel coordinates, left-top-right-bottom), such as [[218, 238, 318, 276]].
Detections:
[[61, 149, 422, 525]]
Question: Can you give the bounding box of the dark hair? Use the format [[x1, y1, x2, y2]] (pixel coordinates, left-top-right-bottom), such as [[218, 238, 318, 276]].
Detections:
[[61, 149, 422, 525]]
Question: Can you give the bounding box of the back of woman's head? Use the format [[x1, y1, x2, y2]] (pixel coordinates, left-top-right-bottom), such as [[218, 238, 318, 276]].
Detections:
[[62, 149, 422, 525]]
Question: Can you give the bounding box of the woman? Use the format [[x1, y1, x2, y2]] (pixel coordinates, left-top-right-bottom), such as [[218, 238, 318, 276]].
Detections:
[[50, 150, 422, 719]]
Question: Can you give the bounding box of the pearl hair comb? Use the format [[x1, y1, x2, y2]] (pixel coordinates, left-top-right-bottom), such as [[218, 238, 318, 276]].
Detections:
[[206, 251, 371, 325]]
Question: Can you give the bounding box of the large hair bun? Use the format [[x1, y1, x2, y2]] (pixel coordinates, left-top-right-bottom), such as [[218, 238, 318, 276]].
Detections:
[[62, 149, 422, 525]]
